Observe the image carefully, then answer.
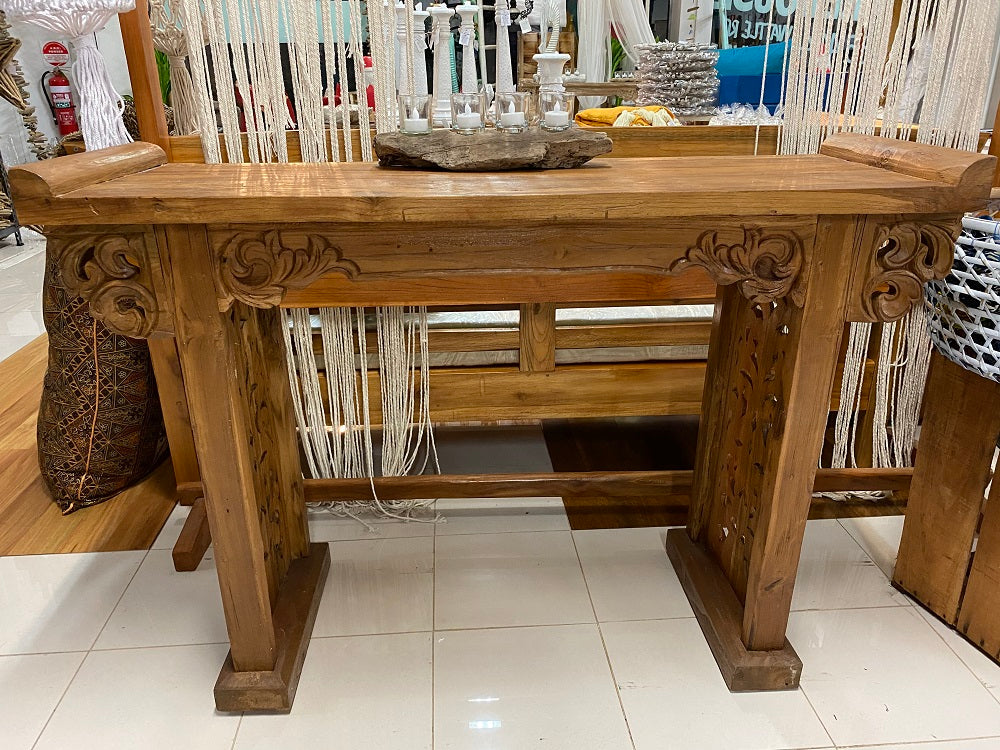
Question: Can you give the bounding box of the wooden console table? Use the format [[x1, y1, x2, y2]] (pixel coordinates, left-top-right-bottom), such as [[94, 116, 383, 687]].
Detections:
[[11, 134, 994, 710]]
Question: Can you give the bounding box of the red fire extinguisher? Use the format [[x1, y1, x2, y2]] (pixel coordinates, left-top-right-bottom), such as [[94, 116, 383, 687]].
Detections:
[[43, 67, 80, 137]]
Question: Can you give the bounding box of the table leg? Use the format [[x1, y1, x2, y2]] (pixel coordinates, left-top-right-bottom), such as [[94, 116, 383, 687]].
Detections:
[[668, 217, 855, 691], [166, 225, 329, 712]]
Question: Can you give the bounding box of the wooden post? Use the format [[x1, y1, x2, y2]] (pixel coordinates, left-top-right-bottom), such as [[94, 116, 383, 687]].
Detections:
[[519, 302, 556, 372], [118, 0, 171, 154], [165, 224, 327, 711], [893, 352, 1000, 623], [669, 216, 857, 689]]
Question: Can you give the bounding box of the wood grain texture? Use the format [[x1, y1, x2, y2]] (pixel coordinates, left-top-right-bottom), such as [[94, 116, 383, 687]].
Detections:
[[167, 224, 293, 671], [894, 351, 1000, 623], [319, 362, 709, 421], [666, 530, 802, 691], [957, 466, 1000, 657], [172, 496, 211, 572], [519, 303, 556, 372], [118, 1, 171, 154], [0, 335, 177, 555], [214, 543, 330, 712], [148, 336, 200, 490], [163, 124, 781, 165], [282, 267, 718, 307], [13, 146, 995, 226], [8, 142, 166, 199]]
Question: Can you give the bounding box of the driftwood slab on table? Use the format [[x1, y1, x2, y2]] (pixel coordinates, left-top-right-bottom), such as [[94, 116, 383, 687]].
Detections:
[[373, 128, 613, 171]]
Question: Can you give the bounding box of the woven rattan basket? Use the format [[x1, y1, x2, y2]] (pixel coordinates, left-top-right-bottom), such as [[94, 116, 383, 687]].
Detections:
[[925, 215, 1000, 384]]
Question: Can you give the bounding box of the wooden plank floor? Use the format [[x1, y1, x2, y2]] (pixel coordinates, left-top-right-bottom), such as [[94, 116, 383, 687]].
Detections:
[[0, 335, 177, 556]]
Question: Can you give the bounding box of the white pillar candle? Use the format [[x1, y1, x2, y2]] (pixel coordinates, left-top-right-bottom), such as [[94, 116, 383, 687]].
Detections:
[[402, 116, 430, 132]]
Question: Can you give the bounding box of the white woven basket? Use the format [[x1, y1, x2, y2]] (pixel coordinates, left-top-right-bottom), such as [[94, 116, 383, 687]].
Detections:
[[925, 215, 1000, 384]]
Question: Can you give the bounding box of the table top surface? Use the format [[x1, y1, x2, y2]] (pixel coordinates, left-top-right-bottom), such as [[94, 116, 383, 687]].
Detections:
[[12, 134, 995, 225]]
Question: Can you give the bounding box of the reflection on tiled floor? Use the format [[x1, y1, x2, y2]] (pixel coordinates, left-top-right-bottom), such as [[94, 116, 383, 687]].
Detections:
[[0, 230, 45, 361], [7, 480, 1000, 749], [4, 232, 1000, 748]]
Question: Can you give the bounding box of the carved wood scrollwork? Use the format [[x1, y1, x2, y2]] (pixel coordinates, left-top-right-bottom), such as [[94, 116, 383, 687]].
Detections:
[[50, 233, 160, 338], [217, 229, 360, 308], [670, 226, 806, 307], [861, 217, 961, 322]]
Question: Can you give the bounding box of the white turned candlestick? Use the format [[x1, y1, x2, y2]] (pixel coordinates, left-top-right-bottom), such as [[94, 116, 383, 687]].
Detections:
[[533, 51, 570, 95], [457, 2, 478, 94], [429, 4, 454, 126], [493, 0, 514, 94], [413, 5, 430, 97], [394, 1, 409, 95]]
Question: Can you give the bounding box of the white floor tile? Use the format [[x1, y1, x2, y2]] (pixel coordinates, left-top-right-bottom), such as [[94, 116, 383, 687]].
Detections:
[[151, 503, 191, 550], [602, 618, 832, 750], [573, 527, 694, 622], [0, 291, 41, 313], [235, 632, 432, 750], [791, 519, 908, 611], [0, 334, 39, 362], [308, 507, 437, 543], [839, 515, 905, 579], [94, 549, 228, 650], [434, 624, 632, 750], [434, 531, 594, 630], [313, 537, 433, 636], [0, 551, 144, 655], [435, 496, 570, 535], [0, 652, 85, 750], [0, 309, 44, 337], [33, 644, 239, 750], [789, 607, 1000, 747], [433, 425, 553, 473], [916, 607, 1000, 692]]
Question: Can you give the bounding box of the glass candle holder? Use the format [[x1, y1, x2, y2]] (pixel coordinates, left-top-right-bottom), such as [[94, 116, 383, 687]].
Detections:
[[398, 94, 432, 135], [539, 91, 575, 131], [450, 92, 485, 134], [495, 92, 529, 133]]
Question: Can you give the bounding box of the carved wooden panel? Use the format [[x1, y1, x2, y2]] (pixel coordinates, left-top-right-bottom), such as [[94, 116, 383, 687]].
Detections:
[[849, 214, 962, 323], [45, 227, 171, 337], [703, 289, 802, 602], [226, 302, 310, 600], [208, 219, 816, 309]]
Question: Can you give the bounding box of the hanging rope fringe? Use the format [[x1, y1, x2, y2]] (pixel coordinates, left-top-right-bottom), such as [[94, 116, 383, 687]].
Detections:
[[174, 0, 438, 524], [780, 0, 1000, 496]]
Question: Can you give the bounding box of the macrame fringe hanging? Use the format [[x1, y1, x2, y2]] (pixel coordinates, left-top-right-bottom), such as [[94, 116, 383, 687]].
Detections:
[[776, 0, 1000, 492], [149, 0, 198, 135], [174, 0, 438, 526]]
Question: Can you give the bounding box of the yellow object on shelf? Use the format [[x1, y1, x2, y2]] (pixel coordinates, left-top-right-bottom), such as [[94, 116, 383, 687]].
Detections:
[[575, 105, 680, 127]]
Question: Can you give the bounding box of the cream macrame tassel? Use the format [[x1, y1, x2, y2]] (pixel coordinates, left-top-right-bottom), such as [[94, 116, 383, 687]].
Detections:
[[0, 0, 135, 150], [149, 0, 198, 135]]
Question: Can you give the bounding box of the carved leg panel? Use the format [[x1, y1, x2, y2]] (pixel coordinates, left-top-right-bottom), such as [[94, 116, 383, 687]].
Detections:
[[670, 217, 858, 690], [166, 225, 327, 711]]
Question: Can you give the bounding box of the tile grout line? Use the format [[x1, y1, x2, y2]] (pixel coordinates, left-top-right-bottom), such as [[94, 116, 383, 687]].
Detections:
[[834, 734, 1000, 748], [230, 714, 244, 750], [836, 514, 1000, 705], [30, 547, 150, 750], [568, 525, 638, 750]]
